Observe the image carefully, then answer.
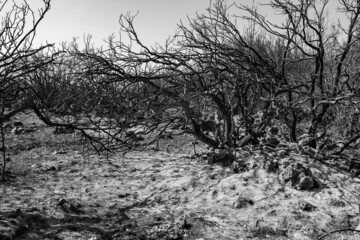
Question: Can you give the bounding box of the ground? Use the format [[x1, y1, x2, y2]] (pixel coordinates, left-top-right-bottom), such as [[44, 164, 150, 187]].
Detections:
[[1, 112, 360, 240]]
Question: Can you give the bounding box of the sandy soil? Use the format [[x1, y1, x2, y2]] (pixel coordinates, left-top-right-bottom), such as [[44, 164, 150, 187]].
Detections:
[[1, 113, 360, 240]]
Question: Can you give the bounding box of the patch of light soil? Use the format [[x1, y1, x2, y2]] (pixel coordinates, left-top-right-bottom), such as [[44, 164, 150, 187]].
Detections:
[[2, 144, 360, 239]]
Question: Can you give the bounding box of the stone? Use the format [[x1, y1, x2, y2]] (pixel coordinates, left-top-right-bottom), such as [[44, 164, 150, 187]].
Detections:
[[231, 160, 247, 173], [300, 201, 317, 212], [53, 150, 67, 155], [47, 166, 57, 171], [280, 162, 317, 190], [209, 149, 235, 166], [264, 159, 279, 173], [297, 173, 315, 190], [57, 198, 83, 213], [13, 121, 24, 127], [246, 158, 259, 169], [53, 126, 74, 135], [292, 231, 312, 240], [160, 131, 173, 139], [266, 137, 280, 146], [11, 127, 25, 135], [233, 197, 254, 209]]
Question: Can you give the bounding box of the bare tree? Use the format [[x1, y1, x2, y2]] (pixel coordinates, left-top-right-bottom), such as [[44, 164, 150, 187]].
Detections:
[[36, 0, 360, 156], [59, 1, 303, 151], [0, 0, 55, 180], [240, 0, 360, 149], [69, 1, 294, 150]]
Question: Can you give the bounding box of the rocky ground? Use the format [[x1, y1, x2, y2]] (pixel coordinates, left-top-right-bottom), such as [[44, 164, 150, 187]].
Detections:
[[1, 112, 360, 240]]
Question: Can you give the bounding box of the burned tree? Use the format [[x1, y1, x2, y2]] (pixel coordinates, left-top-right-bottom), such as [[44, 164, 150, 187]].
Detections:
[[60, 2, 280, 151], [240, 0, 360, 150], [37, 0, 360, 156], [0, 0, 55, 181]]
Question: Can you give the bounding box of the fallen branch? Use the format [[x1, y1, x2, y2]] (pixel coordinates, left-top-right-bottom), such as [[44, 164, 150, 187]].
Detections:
[[318, 228, 360, 240], [333, 133, 360, 155]]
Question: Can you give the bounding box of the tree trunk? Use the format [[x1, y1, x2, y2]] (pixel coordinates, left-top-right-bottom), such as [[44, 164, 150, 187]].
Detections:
[[290, 110, 297, 142]]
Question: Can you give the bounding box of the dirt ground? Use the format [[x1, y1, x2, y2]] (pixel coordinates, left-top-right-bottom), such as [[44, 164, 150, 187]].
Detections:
[[1, 112, 360, 240]]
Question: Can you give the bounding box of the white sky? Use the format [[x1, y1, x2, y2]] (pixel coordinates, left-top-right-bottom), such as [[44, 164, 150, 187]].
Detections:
[[28, 0, 348, 48], [32, 0, 222, 47]]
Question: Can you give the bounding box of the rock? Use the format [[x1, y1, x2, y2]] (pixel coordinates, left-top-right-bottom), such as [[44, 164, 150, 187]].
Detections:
[[231, 160, 247, 173], [134, 135, 144, 141], [24, 128, 36, 133], [159, 131, 173, 139], [264, 159, 279, 173], [278, 158, 294, 169], [48, 166, 57, 171], [329, 199, 346, 207], [233, 197, 254, 209], [209, 149, 235, 166], [53, 126, 74, 135], [297, 173, 315, 190], [213, 149, 227, 160], [200, 153, 209, 161], [13, 121, 24, 127], [266, 137, 280, 146], [280, 162, 317, 190], [69, 160, 78, 166], [57, 198, 83, 213], [246, 158, 259, 169], [53, 150, 67, 155], [292, 231, 312, 240], [209, 173, 217, 179], [118, 193, 131, 198], [11, 127, 26, 135], [300, 201, 317, 212], [179, 217, 193, 230], [31, 163, 59, 172]]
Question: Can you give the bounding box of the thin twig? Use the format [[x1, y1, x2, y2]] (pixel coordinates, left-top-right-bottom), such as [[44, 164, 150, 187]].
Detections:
[[318, 228, 360, 240]]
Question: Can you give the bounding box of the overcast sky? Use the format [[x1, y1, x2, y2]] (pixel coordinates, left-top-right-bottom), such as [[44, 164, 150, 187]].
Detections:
[[31, 0, 346, 48], [32, 0, 223, 47]]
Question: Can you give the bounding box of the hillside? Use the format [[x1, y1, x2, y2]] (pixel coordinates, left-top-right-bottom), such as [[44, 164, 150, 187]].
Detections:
[[1, 112, 360, 240]]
